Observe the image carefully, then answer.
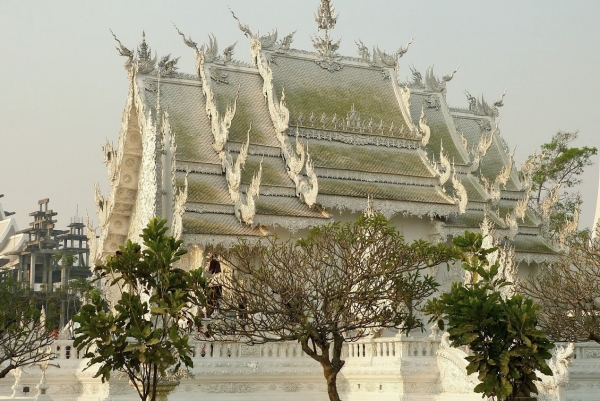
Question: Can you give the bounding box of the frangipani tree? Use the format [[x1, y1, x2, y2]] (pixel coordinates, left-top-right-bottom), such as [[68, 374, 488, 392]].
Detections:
[[0, 278, 55, 379], [73, 218, 206, 401], [426, 232, 554, 401], [208, 215, 456, 401]]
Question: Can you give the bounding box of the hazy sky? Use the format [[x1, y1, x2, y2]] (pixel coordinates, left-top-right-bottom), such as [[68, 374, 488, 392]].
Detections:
[[1, 0, 599, 231]]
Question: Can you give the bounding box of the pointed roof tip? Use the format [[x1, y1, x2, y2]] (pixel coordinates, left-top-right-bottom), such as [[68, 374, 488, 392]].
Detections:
[[173, 22, 199, 50], [229, 7, 253, 37], [315, 0, 337, 32], [110, 29, 134, 59]]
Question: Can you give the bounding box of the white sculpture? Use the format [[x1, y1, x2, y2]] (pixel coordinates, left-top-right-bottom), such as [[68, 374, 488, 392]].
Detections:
[[536, 343, 575, 401]]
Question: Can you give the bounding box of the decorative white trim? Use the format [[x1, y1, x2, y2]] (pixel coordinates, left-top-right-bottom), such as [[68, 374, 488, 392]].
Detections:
[[289, 127, 420, 149], [451, 166, 468, 215], [314, 167, 439, 187], [318, 195, 457, 219], [418, 107, 431, 147], [254, 215, 330, 234], [235, 161, 262, 224]]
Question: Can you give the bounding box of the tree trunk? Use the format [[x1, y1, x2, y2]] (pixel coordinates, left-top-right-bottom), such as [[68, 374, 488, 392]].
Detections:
[[323, 366, 341, 401]]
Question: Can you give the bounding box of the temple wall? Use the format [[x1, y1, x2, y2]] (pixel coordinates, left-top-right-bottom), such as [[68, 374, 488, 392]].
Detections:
[[1, 338, 598, 401]]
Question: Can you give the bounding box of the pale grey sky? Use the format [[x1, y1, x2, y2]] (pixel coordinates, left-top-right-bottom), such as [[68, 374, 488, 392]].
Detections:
[[1, 0, 599, 230]]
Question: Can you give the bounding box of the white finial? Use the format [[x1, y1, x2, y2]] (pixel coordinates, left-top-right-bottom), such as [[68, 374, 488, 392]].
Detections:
[[315, 0, 337, 31]]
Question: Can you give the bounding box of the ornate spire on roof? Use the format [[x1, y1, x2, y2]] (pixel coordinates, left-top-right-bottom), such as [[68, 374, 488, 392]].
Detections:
[[136, 31, 157, 74], [311, 0, 341, 61], [137, 31, 151, 60], [315, 0, 337, 31]]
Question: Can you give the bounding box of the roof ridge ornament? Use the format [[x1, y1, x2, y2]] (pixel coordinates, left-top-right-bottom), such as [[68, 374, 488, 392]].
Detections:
[[230, 9, 295, 53], [408, 65, 424, 88], [136, 32, 157, 74], [311, 0, 342, 71], [425, 65, 460, 93], [315, 0, 337, 31], [173, 23, 199, 51], [464, 89, 506, 118], [372, 35, 415, 70], [110, 29, 134, 70]]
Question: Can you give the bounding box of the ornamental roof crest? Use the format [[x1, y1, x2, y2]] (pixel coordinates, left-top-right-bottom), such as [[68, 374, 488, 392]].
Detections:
[[424, 65, 460, 93], [464, 89, 507, 118], [136, 31, 157, 74], [372, 36, 415, 70], [229, 9, 296, 53], [311, 0, 342, 71]]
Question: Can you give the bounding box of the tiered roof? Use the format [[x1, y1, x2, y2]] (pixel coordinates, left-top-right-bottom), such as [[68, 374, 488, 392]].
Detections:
[[0, 196, 26, 269], [91, 1, 557, 264]]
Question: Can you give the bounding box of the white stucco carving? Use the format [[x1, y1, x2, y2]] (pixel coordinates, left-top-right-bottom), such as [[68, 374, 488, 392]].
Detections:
[[172, 172, 188, 240], [235, 161, 262, 225], [223, 128, 250, 202], [419, 106, 431, 147], [451, 167, 467, 215], [127, 106, 158, 239], [494, 148, 514, 189], [514, 191, 530, 222], [536, 343, 575, 401], [230, 16, 319, 208], [197, 50, 238, 154], [439, 142, 452, 187], [436, 332, 479, 394]]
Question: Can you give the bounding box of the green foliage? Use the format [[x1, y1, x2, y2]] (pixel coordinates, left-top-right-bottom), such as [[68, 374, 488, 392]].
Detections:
[[212, 214, 457, 401], [0, 277, 55, 379], [527, 131, 597, 236], [73, 218, 206, 401], [521, 227, 600, 344], [426, 231, 554, 401], [531, 131, 597, 195]]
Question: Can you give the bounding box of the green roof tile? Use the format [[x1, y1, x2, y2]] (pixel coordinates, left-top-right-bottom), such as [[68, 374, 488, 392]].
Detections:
[[318, 178, 452, 204], [308, 140, 434, 177], [271, 56, 407, 134]]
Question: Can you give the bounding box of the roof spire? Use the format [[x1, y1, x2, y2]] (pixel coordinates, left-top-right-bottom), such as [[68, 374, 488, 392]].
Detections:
[[315, 0, 337, 32], [137, 31, 151, 61], [311, 0, 341, 59]]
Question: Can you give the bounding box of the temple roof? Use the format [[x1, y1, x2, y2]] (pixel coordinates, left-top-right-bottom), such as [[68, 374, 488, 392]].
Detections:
[[93, 2, 555, 263]]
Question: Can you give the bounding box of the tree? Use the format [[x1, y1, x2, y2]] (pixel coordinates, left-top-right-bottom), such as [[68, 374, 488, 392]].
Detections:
[[525, 131, 597, 237], [207, 215, 456, 401], [73, 218, 206, 401], [425, 232, 555, 401], [0, 277, 55, 379], [520, 226, 600, 344]]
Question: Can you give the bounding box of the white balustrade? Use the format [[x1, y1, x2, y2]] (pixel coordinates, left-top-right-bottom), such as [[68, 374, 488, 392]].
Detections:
[[52, 340, 82, 360], [50, 336, 443, 363]]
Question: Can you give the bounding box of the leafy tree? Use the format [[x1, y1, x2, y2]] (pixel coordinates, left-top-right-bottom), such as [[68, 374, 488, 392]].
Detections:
[[0, 277, 55, 379], [521, 225, 600, 344], [73, 218, 206, 401], [526, 131, 597, 237], [426, 231, 554, 401], [208, 215, 456, 401]]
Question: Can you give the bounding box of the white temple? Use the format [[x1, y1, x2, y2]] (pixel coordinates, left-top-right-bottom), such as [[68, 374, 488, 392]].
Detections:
[[1, 1, 599, 400]]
